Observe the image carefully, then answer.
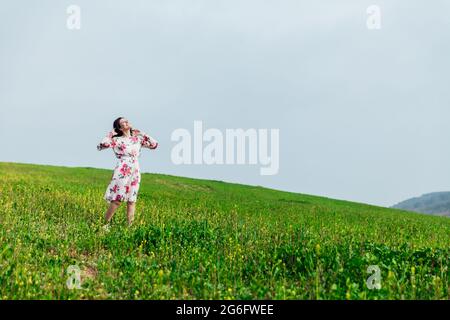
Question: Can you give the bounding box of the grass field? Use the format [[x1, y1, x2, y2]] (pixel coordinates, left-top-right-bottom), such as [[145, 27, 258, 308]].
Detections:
[[0, 162, 449, 299]]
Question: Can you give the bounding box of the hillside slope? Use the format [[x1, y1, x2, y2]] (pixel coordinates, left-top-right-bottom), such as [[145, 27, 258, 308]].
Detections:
[[0, 162, 449, 299], [392, 192, 450, 217]]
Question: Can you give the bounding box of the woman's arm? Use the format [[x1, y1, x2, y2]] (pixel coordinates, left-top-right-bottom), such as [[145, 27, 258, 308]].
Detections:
[[97, 130, 117, 151], [134, 129, 158, 149]]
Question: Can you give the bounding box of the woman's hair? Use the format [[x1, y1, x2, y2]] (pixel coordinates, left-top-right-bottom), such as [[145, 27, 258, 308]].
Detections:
[[112, 117, 134, 138]]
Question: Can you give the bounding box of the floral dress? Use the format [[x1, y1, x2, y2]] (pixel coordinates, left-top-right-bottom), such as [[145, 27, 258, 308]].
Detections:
[[97, 129, 158, 203]]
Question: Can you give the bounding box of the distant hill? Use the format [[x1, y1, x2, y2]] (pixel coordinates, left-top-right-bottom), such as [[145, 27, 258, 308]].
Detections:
[[392, 192, 450, 217]]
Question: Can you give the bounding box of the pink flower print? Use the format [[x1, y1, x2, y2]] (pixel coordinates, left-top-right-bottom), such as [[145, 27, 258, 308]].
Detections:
[[111, 184, 119, 193], [131, 136, 139, 143], [125, 185, 130, 194], [115, 194, 122, 201], [119, 143, 126, 151], [131, 178, 138, 187], [120, 163, 131, 176], [111, 140, 117, 148]]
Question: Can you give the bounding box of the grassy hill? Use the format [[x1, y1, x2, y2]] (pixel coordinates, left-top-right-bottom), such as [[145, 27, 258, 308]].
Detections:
[[0, 162, 449, 300]]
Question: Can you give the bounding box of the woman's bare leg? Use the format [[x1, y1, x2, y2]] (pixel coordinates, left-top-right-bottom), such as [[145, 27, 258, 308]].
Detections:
[[105, 201, 121, 223], [127, 202, 136, 225]]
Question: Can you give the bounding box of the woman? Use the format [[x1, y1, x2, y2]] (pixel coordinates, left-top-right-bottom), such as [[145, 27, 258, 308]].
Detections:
[[97, 117, 158, 228]]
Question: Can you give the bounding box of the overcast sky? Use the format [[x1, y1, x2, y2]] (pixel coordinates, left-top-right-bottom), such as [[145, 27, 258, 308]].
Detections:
[[1, 0, 450, 207]]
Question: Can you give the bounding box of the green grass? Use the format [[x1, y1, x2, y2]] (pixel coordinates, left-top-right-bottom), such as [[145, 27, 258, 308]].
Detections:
[[0, 161, 448, 300]]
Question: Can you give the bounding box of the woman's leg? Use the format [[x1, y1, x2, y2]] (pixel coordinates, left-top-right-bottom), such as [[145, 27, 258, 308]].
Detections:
[[127, 201, 136, 225], [105, 201, 121, 223]]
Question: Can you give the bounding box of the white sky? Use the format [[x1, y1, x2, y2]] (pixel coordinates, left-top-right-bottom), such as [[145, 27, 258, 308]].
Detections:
[[1, 0, 450, 207]]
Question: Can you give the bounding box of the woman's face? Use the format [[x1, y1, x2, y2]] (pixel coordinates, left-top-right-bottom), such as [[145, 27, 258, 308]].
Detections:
[[119, 118, 131, 131]]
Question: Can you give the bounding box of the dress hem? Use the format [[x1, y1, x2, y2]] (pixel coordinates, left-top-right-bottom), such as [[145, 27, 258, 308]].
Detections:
[[104, 196, 137, 203]]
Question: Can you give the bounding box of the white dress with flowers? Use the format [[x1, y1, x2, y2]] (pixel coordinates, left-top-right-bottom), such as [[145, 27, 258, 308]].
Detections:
[[97, 129, 158, 203]]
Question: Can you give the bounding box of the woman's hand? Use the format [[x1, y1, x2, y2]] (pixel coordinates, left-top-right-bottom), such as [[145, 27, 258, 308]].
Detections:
[[97, 142, 110, 151]]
